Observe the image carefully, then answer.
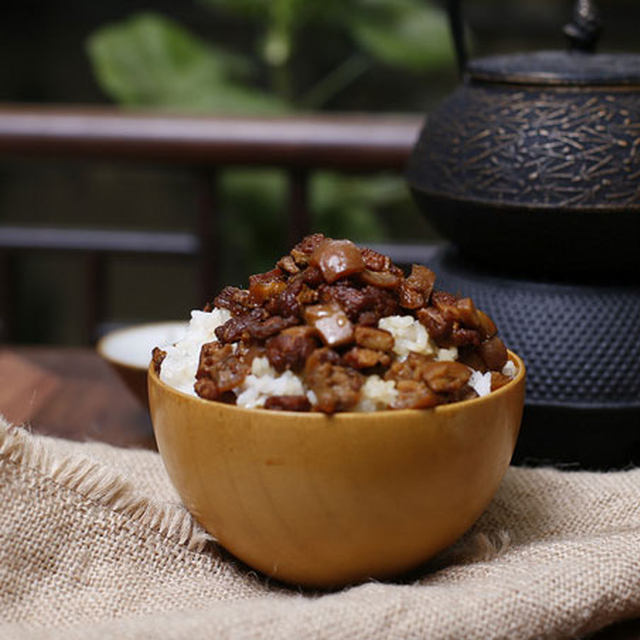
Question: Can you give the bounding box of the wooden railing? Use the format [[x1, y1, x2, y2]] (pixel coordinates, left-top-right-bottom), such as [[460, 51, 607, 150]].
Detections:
[[0, 105, 424, 342]]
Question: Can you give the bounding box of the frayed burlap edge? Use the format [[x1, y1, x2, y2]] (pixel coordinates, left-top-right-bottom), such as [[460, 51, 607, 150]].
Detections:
[[0, 418, 213, 553]]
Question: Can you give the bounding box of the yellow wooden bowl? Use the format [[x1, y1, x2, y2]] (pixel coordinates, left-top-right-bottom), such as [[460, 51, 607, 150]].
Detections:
[[148, 351, 525, 588]]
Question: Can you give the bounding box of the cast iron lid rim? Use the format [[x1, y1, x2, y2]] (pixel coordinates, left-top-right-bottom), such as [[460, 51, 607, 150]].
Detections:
[[467, 51, 640, 87], [407, 185, 640, 213], [525, 399, 640, 410], [466, 74, 640, 88], [427, 244, 640, 285]]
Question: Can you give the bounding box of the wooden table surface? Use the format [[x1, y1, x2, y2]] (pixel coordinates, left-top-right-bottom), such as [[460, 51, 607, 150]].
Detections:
[[0, 345, 156, 449]]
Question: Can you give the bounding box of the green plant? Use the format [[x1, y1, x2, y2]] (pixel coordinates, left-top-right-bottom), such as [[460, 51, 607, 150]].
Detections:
[[87, 12, 288, 113], [86, 1, 452, 271], [88, 1, 453, 111]]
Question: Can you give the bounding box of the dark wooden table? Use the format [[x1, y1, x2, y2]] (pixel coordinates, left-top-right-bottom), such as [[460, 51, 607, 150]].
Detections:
[[0, 345, 156, 449]]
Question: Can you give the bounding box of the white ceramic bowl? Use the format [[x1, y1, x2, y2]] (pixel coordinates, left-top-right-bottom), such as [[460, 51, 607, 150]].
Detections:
[[97, 321, 188, 406]]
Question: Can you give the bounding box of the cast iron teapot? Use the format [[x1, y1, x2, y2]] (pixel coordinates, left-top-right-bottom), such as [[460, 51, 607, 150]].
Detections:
[[407, 0, 640, 279]]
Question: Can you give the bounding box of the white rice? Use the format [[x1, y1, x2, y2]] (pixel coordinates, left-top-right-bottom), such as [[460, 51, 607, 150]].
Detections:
[[378, 315, 458, 362], [234, 357, 306, 409], [468, 370, 493, 398], [435, 346, 458, 362], [379, 315, 435, 359], [159, 307, 517, 410], [355, 375, 399, 412], [159, 308, 231, 396], [502, 360, 517, 378]]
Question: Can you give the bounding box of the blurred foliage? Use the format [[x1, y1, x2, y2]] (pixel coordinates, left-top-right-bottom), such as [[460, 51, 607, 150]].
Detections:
[[88, 1, 454, 112], [350, 0, 454, 73], [218, 170, 402, 283], [87, 13, 287, 113], [86, 1, 454, 272]]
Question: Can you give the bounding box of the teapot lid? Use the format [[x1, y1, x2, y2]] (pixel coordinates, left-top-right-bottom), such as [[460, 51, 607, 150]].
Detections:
[[468, 51, 640, 86], [449, 0, 640, 87]]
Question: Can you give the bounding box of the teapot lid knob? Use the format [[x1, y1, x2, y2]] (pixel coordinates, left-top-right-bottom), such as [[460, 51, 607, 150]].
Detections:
[[563, 0, 602, 52]]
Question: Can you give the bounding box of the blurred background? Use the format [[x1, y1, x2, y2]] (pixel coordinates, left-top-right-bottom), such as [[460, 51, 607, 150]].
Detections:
[[1, 0, 639, 345]]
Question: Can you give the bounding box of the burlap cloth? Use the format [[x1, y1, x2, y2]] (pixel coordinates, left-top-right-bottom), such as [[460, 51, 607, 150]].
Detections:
[[1, 417, 639, 639]]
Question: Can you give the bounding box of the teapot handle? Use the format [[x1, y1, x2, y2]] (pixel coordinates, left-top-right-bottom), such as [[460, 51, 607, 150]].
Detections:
[[444, 0, 467, 78], [445, 0, 602, 78], [563, 0, 602, 52]]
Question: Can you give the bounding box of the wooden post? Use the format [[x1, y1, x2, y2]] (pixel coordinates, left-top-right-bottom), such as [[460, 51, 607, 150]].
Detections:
[[0, 252, 17, 342], [195, 168, 219, 305], [85, 252, 107, 343], [287, 169, 311, 248]]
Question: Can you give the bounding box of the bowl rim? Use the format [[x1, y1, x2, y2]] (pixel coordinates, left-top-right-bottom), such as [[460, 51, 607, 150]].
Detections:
[[148, 350, 525, 420], [97, 320, 189, 372]]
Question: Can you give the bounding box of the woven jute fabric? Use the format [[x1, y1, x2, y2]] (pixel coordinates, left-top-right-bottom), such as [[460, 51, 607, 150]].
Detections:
[[1, 418, 639, 640]]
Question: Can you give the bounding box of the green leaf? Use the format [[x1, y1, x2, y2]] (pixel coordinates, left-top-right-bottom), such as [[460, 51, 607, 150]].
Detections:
[[351, 0, 454, 73], [86, 12, 288, 114], [216, 170, 395, 279], [311, 173, 391, 243], [196, 0, 270, 20], [198, 0, 343, 26], [219, 170, 289, 281]]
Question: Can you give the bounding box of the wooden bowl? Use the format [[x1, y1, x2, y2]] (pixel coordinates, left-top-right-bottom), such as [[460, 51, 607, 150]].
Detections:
[[97, 321, 188, 406], [148, 351, 525, 588]]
